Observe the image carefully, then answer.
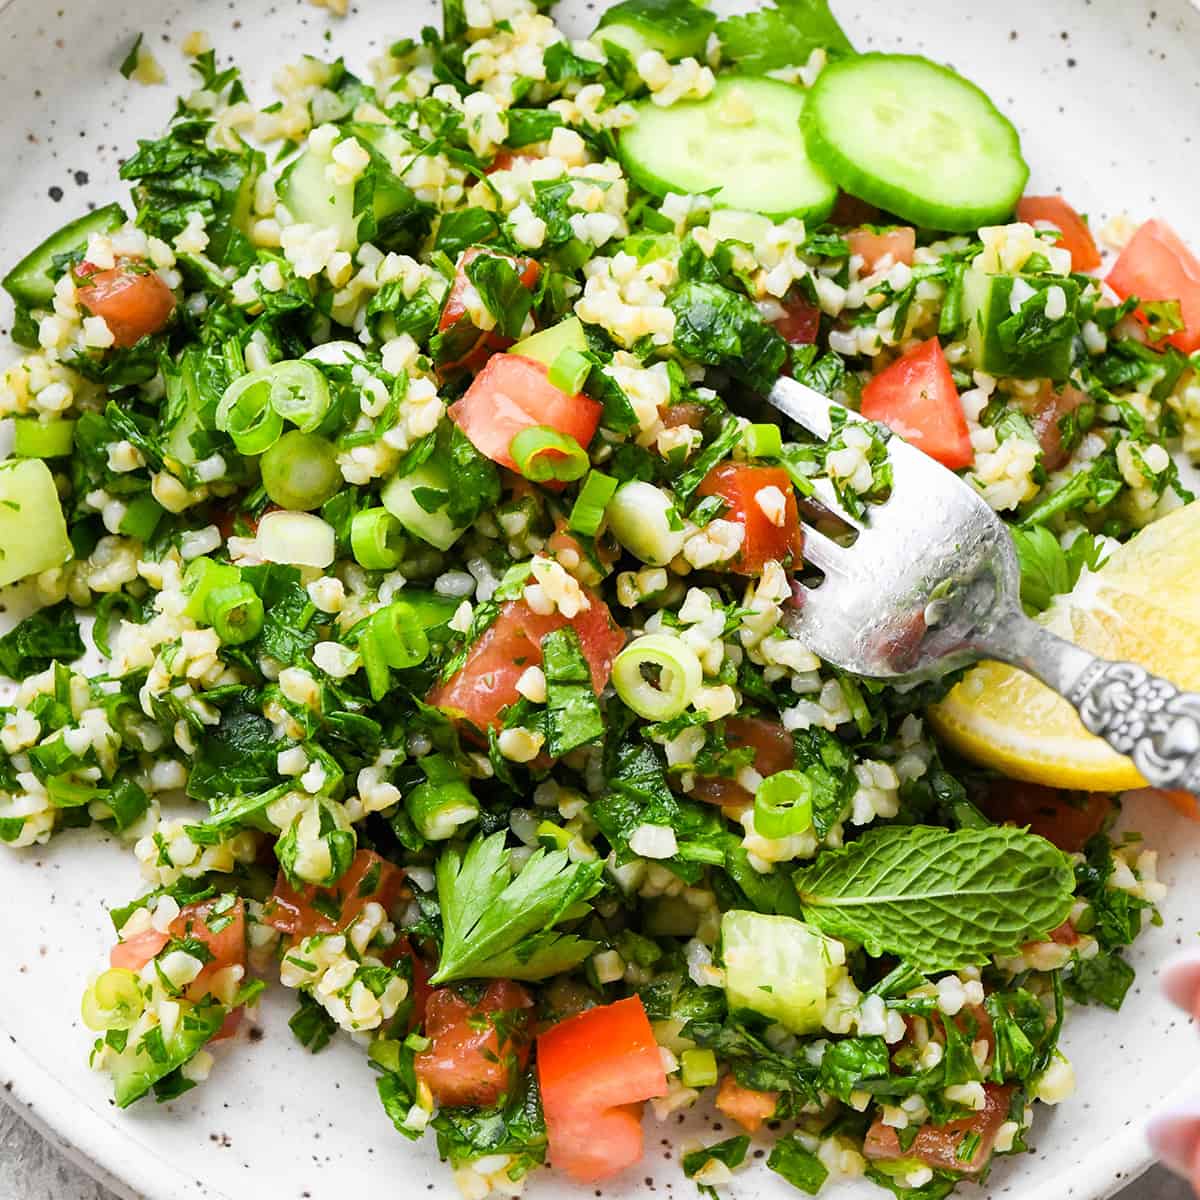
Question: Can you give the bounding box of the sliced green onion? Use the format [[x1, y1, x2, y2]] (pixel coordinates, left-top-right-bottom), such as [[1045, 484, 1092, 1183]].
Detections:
[[680, 1047, 718, 1089], [741, 422, 783, 458], [537, 820, 572, 852], [263, 360, 331, 432], [216, 372, 285, 455], [256, 510, 336, 568], [351, 507, 406, 570], [357, 626, 391, 702], [406, 754, 480, 841], [404, 1032, 432, 1053], [568, 469, 618, 537], [753, 769, 814, 839], [371, 601, 430, 670], [13, 417, 75, 458], [81, 968, 145, 1032], [118, 494, 164, 541], [606, 480, 686, 566], [206, 581, 265, 645], [261, 431, 341, 511], [183, 557, 240, 620], [509, 425, 589, 484], [611, 633, 702, 721], [548, 346, 591, 395]]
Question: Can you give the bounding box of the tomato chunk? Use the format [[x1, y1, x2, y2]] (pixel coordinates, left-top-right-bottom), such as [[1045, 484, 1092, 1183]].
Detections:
[[1015, 196, 1101, 272], [264, 849, 406, 938], [438, 247, 541, 372], [1107, 218, 1200, 353], [1026, 382, 1087, 472], [696, 462, 804, 574], [428, 594, 625, 732], [975, 782, 1111, 853], [449, 353, 603, 474], [848, 226, 916, 274], [75, 258, 176, 348], [714, 1075, 778, 1133], [773, 296, 821, 345], [415, 980, 534, 1108], [860, 338, 973, 470], [691, 716, 795, 809], [538, 996, 668, 1183], [865, 1084, 1013, 1174]]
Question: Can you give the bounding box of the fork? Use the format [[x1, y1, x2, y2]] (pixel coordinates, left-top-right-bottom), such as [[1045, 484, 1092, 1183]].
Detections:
[[766, 374, 1200, 795]]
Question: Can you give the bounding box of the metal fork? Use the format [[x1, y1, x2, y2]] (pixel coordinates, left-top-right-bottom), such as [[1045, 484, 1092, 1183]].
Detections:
[[767, 374, 1200, 795]]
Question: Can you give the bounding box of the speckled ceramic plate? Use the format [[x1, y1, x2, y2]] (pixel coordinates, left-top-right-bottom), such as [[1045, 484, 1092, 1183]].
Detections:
[[1, 1, 1199, 1198]]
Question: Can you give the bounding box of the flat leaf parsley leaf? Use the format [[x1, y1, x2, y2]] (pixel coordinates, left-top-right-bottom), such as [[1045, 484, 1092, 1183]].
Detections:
[[716, 0, 855, 74]]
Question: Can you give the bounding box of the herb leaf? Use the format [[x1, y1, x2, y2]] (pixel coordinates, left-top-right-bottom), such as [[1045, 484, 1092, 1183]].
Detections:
[[716, 0, 855, 74], [542, 627, 604, 757], [0, 602, 85, 679], [1011, 526, 1109, 615], [792, 825, 1075, 972]]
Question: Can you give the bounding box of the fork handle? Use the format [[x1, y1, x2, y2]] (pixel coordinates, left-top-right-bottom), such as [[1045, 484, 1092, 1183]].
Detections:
[[983, 611, 1200, 793]]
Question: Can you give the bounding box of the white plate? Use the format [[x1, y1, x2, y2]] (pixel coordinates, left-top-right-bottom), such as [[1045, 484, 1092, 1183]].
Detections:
[[1, 1, 1199, 1198]]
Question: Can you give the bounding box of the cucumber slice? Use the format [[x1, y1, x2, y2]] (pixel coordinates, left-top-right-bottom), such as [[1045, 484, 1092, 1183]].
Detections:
[[381, 458, 467, 552], [594, 0, 715, 63], [509, 317, 587, 368], [619, 77, 837, 222], [2, 202, 125, 307], [0, 459, 73, 588], [721, 909, 832, 1034], [803, 54, 1029, 233]]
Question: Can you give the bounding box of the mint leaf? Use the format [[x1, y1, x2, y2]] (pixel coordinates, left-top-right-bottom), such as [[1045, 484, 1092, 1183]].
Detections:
[[792, 826, 1075, 972], [716, 0, 854, 74], [431, 831, 604, 983]]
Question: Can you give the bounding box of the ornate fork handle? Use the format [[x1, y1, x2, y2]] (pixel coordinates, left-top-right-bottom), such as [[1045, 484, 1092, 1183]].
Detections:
[[981, 611, 1200, 793]]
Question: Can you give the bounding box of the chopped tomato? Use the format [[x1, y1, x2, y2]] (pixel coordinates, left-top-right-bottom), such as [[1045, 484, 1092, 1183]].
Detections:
[[864, 1084, 1014, 1174], [538, 996, 668, 1183], [438, 247, 541, 373], [1015, 196, 1101, 272], [691, 716, 795, 809], [428, 593, 625, 732], [860, 338, 974, 470], [1048, 920, 1080, 947], [975, 782, 1111, 853], [75, 257, 176, 348], [415, 980, 534, 1108], [714, 1075, 778, 1133], [1107, 218, 1200, 353], [660, 401, 711, 429], [847, 226, 916, 274], [773, 296, 821, 345], [696, 462, 804, 575], [487, 149, 541, 175], [448, 353, 603, 474], [263, 849, 406, 938], [1026, 382, 1087, 472]]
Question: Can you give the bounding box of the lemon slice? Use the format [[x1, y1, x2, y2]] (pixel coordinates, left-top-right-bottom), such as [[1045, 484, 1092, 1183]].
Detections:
[[928, 501, 1200, 791]]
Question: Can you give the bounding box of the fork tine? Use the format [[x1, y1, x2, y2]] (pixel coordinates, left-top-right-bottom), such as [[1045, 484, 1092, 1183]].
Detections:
[[798, 523, 849, 574], [766, 375, 841, 441]]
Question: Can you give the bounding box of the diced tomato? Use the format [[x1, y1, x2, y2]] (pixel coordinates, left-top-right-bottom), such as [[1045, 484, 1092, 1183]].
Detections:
[[486, 149, 541, 175], [660, 401, 711, 429], [428, 593, 625, 732], [74, 258, 176, 348], [1048, 920, 1080, 947], [1026, 382, 1087, 472], [263, 850, 406, 938], [696, 462, 804, 575], [847, 226, 916, 274], [714, 1075, 778, 1133], [773, 296, 821, 345], [864, 1084, 1014, 1174], [860, 338, 974, 470], [415, 980, 533, 1108], [538, 996, 668, 1183], [975, 782, 1111, 853], [1107, 218, 1200, 353], [1015, 196, 1101, 272], [691, 716, 795, 809], [448, 353, 603, 474], [438, 247, 541, 373]]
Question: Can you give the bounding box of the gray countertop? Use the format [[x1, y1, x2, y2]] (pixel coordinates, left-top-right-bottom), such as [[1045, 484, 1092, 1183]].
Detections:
[[0, 1096, 1192, 1200]]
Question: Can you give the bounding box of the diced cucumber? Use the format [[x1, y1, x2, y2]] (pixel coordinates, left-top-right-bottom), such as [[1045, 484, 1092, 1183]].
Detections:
[[395, 590, 461, 644], [721, 909, 832, 1034], [619, 77, 837, 222], [594, 0, 715, 63], [0, 459, 72, 588], [381, 457, 467, 552], [2, 202, 126, 307], [962, 267, 1080, 381], [509, 317, 588, 368], [107, 1000, 226, 1108], [803, 54, 1028, 232]]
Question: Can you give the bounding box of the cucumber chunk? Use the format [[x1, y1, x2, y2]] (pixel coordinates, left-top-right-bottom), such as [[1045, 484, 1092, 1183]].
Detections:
[[2, 202, 126, 307], [382, 458, 468, 551], [619, 77, 837, 222], [0, 459, 73, 588], [509, 317, 588, 368], [721, 909, 833, 1034], [803, 54, 1029, 232], [107, 1000, 226, 1108], [594, 0, 715, 63], [962, 267, 1080, 381]]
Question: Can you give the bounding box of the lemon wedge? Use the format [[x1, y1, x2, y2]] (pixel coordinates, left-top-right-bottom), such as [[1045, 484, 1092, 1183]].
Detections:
[[928, 501, 1200, 791]]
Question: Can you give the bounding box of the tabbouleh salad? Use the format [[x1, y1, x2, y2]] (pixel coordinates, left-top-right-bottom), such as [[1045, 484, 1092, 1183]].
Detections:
[[1, 0, 1199, 1196]]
